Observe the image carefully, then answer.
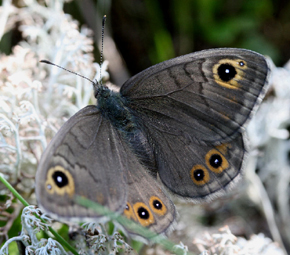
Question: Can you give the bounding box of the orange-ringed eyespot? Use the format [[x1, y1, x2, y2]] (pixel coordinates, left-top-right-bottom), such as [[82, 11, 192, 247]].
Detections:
[[239, 60, 245, 67], [149, 196, 167, 216], [123, 202, 137, 221], [133, 202, 154, 226], [138, 206, 150, 220], [53, 171, 69, 188], [205, 149, 229, 173], [45, 166, 75, 196], [190, 165, 210, 185], [218, 64, 236, 82], [152, 199, 162, 210], [209, 154, 222, 169], [194, 169, 205, 181]]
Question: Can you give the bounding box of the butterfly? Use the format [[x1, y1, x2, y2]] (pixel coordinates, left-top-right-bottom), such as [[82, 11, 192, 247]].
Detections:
[[35, 48, 269, 236]]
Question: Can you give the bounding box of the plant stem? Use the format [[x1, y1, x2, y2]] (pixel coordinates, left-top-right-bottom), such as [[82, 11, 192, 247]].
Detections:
[[0, 173, 79, 255]]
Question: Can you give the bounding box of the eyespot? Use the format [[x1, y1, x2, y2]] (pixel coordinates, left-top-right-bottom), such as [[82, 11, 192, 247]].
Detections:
[[149, 196, 167, 216], [45, 166, 75, 196], [239, 60, 246, 67], [212, 58, 248, 89], [123, 202, 137, 221], [205, 149, 229, 173], [218, 64, 237, 82], [133, 202, 154, 227], [190, 165, 210, 186], [53, 170, 68, 188]]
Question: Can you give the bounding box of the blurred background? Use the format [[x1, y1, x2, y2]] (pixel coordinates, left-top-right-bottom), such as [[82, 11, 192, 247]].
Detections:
[[1, 0, 290, 85]]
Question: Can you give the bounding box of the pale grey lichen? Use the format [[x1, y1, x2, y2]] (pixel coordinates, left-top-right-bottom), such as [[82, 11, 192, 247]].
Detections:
[[0, 0, 111, 253], [193, 226, 284, 255], [245, 57, 290, 253], [0, 206, 67, 255]]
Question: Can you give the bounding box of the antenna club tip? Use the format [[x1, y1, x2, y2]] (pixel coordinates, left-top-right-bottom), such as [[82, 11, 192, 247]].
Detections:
[[102, 15, 106, 26], [40, 60, 54, 65]]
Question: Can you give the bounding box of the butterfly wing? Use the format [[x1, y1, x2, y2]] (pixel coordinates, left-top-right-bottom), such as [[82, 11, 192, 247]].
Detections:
[[36, 106, 128, 220], [120, 48, 268, 199], [139, 122, 245, 200], [122, 147, 176, 235], [36, 105, 175, 233], [121, 48, 269, 144]]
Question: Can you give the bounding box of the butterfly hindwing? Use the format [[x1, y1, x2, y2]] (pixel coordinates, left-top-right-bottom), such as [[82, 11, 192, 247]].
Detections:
[[139, 123, 245, 200], [121, 146, 176, 235]]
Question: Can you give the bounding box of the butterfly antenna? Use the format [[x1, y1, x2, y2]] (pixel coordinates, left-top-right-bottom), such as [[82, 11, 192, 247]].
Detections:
[[40, 17, 107, 96], [100, 15, 106, 86], [39, 60, 97, 87]]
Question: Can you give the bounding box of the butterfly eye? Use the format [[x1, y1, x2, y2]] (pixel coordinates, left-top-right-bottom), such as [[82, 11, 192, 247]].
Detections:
[[205, 149, 229, 173], [133, 202, 154, 227], [149, 196, 167, 216], [45, 166, 75, 196], [190, 165, 210, 186]]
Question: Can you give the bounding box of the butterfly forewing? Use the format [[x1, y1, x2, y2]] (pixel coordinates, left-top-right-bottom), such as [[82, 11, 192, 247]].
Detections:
[[121, 48, 269, 144], [36, 106, 128, 219]]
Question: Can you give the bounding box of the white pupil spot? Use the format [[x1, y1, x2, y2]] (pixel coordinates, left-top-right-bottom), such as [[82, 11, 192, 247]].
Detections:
[[57, 176, 63, 183], [225, 69, 230, 73], [47, 184, 52, 190]]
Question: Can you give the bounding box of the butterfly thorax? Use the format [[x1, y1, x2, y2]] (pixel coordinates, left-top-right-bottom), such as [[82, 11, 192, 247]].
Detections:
[[96, 86, 137, 133], [96, 86, 157, 173]]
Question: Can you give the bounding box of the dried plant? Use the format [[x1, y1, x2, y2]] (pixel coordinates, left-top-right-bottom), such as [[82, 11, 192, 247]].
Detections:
[[0, 0, 114, 253]]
